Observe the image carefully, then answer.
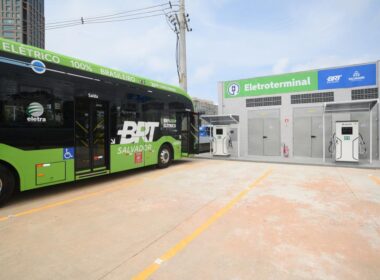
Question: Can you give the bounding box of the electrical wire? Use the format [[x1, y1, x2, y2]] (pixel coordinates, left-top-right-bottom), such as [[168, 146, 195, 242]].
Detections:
[[175, 32, 180, 80], [46, 9, 177, 29], [359, 133, 367, 155], [46, 2, 178, 26], [84, 9, 176, 23], [40, 1, 187, 37], [46, 12, 178, 30], [328, 133, 336, 154]]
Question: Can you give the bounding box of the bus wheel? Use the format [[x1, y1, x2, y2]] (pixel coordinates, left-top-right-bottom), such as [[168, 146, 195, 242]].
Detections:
[[0, 165, 16, 206], [158, 144, 172, 168]]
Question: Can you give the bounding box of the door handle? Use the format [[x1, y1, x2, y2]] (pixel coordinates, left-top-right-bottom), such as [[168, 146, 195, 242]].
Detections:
[[263, 136, 268, 139], [311, 135, 316, 138]]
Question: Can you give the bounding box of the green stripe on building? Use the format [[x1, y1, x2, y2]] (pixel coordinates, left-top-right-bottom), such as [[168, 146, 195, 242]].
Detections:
[[224, 71, 318, 98]]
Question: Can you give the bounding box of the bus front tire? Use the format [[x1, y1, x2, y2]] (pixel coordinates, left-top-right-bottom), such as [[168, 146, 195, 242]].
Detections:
[[158, 144, 172, 168], [0, 165, 16, 206]]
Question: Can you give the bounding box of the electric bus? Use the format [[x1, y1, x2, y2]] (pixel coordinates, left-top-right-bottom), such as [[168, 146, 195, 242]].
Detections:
[[0, 38, 199, 205]]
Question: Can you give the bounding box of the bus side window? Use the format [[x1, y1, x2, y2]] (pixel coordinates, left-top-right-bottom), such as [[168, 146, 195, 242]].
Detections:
[[142, 97, 164, 123], [0, 84, 65, 127], [111, 92, 142, 143]]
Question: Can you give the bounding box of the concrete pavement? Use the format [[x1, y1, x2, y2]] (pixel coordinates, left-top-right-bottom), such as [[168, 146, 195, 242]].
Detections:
[[0, 159, 379, 279]]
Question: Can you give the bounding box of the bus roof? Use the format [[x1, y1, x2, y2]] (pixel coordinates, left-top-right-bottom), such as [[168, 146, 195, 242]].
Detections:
[[0, 37, 190, 99]]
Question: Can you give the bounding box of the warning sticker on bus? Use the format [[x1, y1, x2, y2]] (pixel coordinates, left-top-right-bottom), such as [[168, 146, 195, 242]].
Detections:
[[134, 152, 143, 164]]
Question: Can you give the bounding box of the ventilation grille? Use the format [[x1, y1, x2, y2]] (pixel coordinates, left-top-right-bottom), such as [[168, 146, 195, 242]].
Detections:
[[352, 88, 378, 100], [291, 92, 334, 104], [246, 96, 281, 107]]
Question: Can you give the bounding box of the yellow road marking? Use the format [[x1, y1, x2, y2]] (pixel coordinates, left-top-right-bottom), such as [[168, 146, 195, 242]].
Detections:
[[0, 160, 212, 222], [0, 177, 143, 222], [369, 175, 380, 185], [132, 169, 273, 280]]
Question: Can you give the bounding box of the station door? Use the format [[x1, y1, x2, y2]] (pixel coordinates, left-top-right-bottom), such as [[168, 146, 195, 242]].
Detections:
[[293, 107, 325, 158], [248, 109, 280, 156], [293, 116, 323, 157]]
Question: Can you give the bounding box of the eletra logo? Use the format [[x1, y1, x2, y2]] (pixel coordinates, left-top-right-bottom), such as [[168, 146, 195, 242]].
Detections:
[[27, 102, 44, 117], [31, 60, 46, 74], [27, 102, 46, 122], [228, 83, 240, 96]]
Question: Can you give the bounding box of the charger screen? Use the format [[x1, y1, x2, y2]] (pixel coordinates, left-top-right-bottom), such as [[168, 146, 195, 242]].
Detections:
[[341, 127, 353, 135]]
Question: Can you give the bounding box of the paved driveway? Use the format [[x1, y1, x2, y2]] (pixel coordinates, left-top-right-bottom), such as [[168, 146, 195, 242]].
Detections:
[[1, 159, 379, 279]]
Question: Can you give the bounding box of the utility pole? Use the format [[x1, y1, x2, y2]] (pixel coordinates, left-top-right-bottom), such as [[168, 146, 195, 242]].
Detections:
[[167, 1, 191, 92], [178, 0, 188, 92]]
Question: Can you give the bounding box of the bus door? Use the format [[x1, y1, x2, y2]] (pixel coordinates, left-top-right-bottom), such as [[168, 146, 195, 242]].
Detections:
[[75, 98, 109, 177], [177, 112, 200, 155]]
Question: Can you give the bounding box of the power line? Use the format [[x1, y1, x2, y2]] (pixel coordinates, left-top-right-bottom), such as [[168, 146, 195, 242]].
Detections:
[[79, 9, 175, 24], [45, 2, 178, 29], [46, 2, 176, 24], [46, 12, 178, 30]]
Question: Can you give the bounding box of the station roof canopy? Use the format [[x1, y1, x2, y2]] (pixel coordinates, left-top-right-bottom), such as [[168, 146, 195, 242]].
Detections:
[[200, 114, 240, 125], [324, 99, 378, 113]]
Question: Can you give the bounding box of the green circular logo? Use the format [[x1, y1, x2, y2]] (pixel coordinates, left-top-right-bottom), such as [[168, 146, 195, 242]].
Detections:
[[27, 102, 44, 117], [228, 83, 240, 96]]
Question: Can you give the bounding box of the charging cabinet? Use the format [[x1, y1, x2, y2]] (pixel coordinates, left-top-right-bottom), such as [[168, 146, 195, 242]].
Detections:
[[212, 125, 231, 156], [335, 121, 359, 162]]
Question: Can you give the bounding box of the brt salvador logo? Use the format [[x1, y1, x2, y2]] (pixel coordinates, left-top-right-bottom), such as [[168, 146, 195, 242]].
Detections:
[[26, 102, 46, 123], [228, 83, 240, 96], [117, 121, 159, 144]]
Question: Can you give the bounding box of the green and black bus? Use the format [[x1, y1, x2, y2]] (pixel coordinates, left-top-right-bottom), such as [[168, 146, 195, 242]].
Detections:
[[0, 37, 199, 205]]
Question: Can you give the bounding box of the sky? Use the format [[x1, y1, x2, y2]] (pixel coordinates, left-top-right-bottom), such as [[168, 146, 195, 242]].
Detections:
[[45, 0, 380, 103]]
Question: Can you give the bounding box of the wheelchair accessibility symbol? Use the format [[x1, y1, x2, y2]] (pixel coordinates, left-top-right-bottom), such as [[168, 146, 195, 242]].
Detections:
[[63, 147, 74, 160]]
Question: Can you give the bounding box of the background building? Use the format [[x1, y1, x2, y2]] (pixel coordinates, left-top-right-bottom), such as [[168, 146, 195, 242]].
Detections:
[[192, 97, 217, 124], [218, 61, 379, 165], [0, 0, 44, 48], [193, 97, 217, 115]]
